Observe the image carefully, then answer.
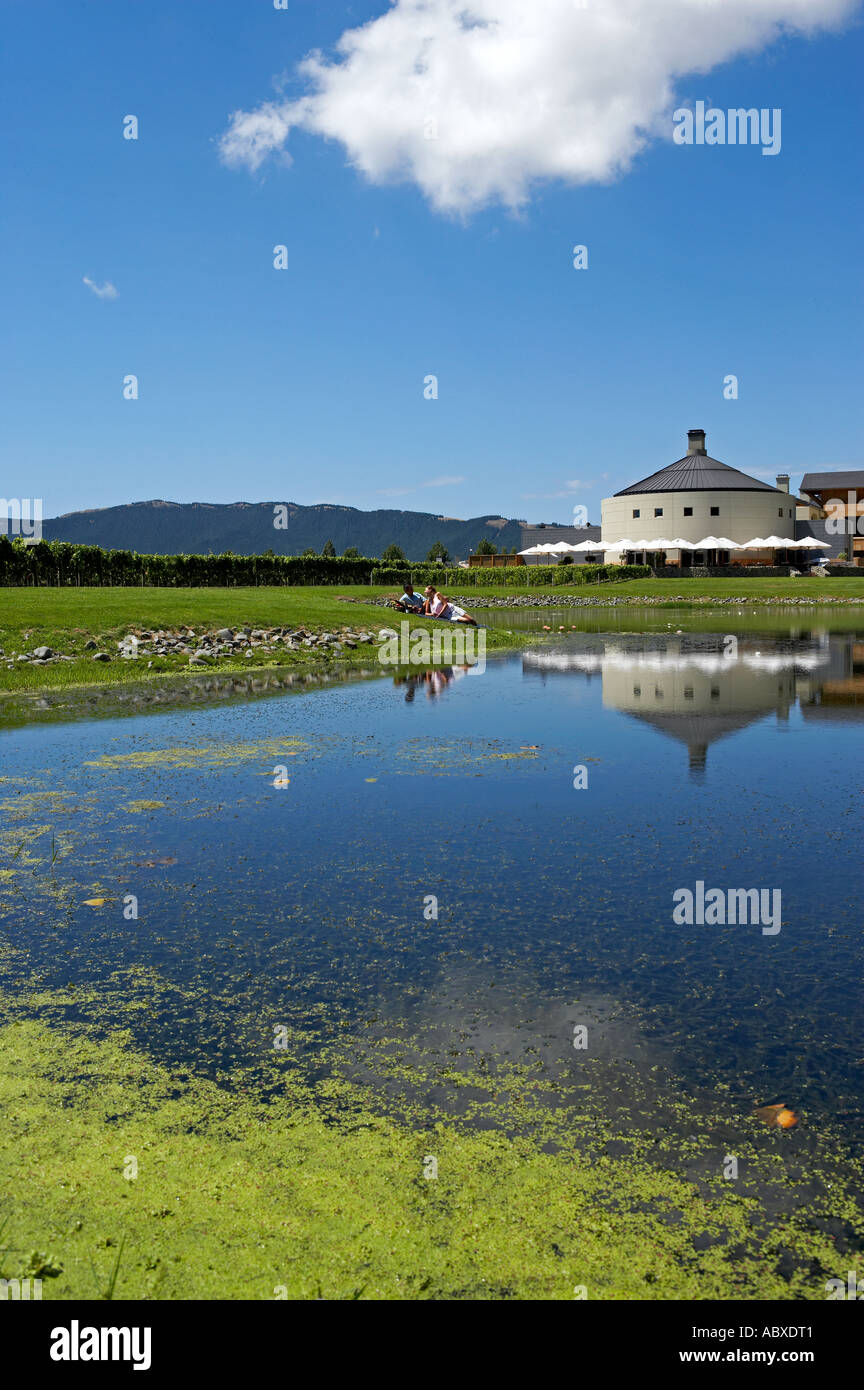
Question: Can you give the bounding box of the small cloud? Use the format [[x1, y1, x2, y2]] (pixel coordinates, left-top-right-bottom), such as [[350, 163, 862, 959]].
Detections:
[[422, 475, 464, 488], [377, 486, 414, 497], [83, 276, 118, 300], [522, 479, 596, 500]]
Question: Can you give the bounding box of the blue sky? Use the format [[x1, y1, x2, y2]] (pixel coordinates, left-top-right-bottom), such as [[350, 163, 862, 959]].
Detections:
[[2, 0, 862, 526]]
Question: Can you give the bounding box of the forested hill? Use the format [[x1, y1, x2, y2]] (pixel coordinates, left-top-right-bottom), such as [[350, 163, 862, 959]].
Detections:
[[42, 500, 523, 560]]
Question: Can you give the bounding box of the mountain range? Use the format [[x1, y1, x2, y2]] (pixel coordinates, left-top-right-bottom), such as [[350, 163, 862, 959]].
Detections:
[[41, 500, 524, 560]]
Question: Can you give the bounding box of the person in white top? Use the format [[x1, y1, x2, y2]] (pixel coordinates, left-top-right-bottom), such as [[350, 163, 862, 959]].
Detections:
[[432, 593, 476, 625]]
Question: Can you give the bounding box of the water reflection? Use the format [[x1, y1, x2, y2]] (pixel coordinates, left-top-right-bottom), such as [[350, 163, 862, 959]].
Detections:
[[393, 666, 475, 702], [523, 630, 863, 777]]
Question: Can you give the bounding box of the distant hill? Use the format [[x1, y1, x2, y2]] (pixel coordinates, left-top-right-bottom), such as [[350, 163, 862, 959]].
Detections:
[[42, 500, 523, 561]]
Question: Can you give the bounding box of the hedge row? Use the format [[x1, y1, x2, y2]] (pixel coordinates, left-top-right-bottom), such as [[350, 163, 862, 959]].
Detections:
[[0, 537, 377, 587], [371, 564, 652, 587], [0, 537, 650, 588]]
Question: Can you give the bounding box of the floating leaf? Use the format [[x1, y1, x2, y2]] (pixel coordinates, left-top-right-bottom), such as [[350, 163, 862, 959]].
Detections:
[[754, 1103, 798, 1129]]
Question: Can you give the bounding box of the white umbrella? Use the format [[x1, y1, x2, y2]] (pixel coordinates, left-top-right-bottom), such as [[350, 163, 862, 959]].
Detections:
[[641, 538, 679, 549], [741, 535, 793, 548], [518, 544, 553, 555], [604, 538, 638, 550], [668, 538, 697, 550], [793, 536, 831, 549], [568, 539, 605, 552], [694, 536, 741, 550]]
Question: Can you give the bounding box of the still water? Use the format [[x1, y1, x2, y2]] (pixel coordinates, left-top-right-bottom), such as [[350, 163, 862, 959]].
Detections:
[[1, 613, 862, 1151]]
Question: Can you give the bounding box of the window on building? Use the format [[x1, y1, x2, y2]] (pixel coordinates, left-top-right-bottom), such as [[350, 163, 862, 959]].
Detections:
[[633, 685, 641, 697], [710, 506, 719, 516], [654, 507, 663, 517], [632, 509, 640, 518], [683, 507, 693, 516], [710, 686, 720, 700], [778, 508, 783, 517]]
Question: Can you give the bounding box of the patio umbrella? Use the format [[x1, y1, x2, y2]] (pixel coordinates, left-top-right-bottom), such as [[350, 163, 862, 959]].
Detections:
[[792, 536, 831, 548], [694, 536, 742, 550], [518, 544, 553, 555], [668, 538, 698, 550]]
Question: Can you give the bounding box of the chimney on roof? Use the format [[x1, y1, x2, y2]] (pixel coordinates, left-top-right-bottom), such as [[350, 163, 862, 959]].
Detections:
[[687, 429, 707, 456], [776, 474, 790, 493]]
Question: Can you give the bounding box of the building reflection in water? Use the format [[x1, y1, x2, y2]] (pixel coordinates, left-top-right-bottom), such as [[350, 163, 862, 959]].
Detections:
[[523, 631, 864, 779]]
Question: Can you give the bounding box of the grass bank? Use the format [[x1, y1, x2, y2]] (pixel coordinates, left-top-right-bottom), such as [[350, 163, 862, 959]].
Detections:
[[1, 579, 863, 697]]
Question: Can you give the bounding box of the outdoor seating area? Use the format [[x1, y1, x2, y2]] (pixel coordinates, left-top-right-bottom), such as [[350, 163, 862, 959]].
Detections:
[[520, 535, 832, 570]]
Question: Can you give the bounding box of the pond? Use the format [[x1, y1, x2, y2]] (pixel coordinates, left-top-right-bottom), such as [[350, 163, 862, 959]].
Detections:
[[1, 609, 862, 1292]]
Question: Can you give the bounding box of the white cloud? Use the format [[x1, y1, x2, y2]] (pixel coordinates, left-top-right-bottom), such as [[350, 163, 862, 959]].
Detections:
[[423, 474, 464, 487], [523, 479, 595, 498], [218, 0, 856, 215], [83, 276, 118, 299]]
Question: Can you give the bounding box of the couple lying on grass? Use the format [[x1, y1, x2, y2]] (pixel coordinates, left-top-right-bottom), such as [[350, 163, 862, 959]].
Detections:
[[395, 583, 477, 625]]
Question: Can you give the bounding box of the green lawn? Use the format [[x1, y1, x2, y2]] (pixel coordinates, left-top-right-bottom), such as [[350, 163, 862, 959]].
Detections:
[[579, 576, 864, 600], [0, 586, 503, 695], [1, 578, 863, 695]]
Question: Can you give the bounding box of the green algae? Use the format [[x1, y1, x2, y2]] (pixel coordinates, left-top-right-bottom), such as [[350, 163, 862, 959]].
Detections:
[[83, 737, 311, 772], [0, 1016, 824, 1300], [0, 971, 861, 1302], [393, 738, 543, 776]]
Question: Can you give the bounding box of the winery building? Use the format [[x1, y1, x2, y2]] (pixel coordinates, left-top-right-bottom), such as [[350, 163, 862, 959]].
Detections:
[[601, 429, 798, 565]]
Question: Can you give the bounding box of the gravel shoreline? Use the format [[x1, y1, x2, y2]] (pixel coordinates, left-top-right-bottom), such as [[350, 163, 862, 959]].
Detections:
[[376, 593, 864, 610]]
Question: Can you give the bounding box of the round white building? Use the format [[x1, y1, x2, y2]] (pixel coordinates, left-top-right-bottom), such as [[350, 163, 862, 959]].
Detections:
[[601, 430, 797, 564]]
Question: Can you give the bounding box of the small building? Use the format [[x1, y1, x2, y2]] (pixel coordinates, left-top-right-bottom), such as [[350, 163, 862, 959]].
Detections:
[[468, 552, 525, 567], [518, 522, 603, 565], [798, 470, 864, 565]]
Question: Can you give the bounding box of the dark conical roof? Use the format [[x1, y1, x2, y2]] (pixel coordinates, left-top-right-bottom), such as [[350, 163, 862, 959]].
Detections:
[[615, 443, 777, 497]]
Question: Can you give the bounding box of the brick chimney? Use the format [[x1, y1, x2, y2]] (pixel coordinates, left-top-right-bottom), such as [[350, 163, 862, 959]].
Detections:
[[776, 474, 790, 493], [687, 429, 707, 456]]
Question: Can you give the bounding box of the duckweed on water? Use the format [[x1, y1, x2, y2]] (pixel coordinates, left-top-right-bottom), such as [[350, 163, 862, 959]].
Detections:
[[83, 737, 311, 772], [1, 1000, 859, 1302]]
